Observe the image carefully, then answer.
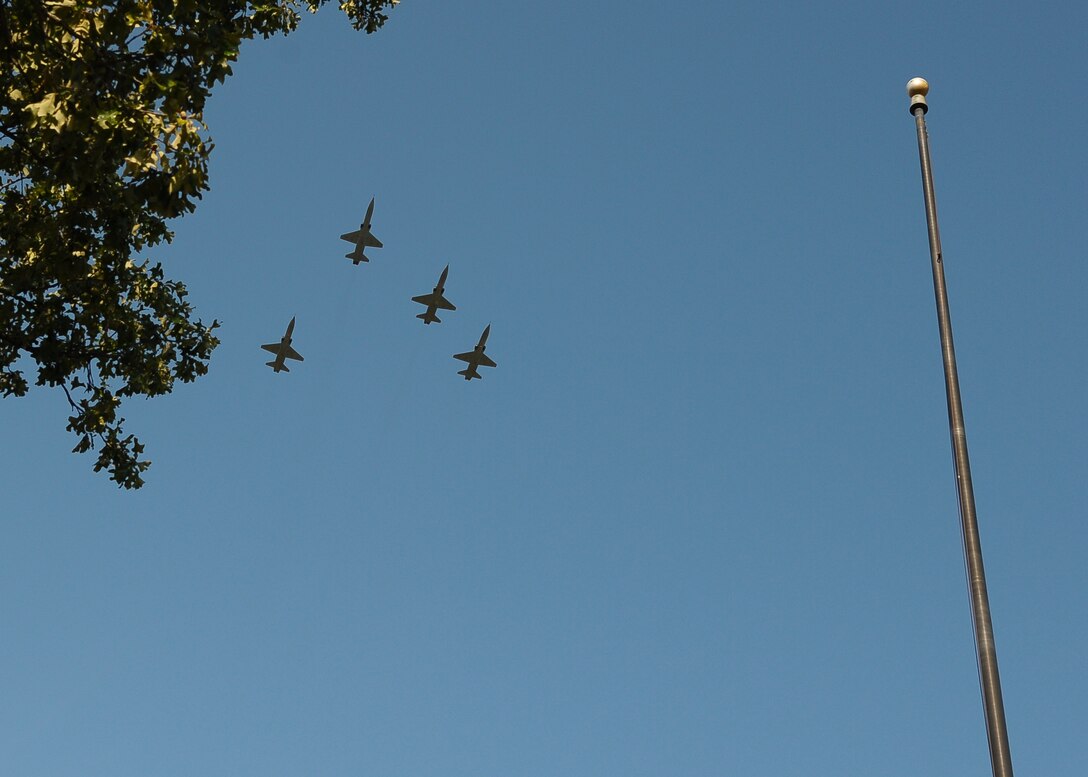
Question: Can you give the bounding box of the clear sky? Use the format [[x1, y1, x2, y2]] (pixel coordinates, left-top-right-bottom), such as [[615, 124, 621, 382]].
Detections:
[[2, 2, 1086, 775]]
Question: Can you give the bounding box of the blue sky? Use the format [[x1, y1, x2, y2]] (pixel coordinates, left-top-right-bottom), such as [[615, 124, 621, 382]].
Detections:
[[2, 2, 1086, 775]]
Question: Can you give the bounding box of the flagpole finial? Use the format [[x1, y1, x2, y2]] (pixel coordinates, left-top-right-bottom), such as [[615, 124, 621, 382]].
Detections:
[[907, 77, 930, 114]]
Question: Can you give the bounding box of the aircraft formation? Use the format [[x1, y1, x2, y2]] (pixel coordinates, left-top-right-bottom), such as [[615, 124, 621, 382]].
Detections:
[[260, 197, 497, 380]]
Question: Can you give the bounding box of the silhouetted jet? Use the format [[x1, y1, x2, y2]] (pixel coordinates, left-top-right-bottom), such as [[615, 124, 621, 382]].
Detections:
[[339, 197, 383, 264], [411, 264, 457, 324], [453, 324, 497, 380], [261, 317, 304, 373]]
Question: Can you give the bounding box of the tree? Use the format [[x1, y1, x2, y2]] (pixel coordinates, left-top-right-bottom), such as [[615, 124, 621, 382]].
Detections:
[[1, 0, 399, 488]]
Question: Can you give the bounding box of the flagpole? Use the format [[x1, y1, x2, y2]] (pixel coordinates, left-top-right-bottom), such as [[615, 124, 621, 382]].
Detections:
[[907, 77, 1014, 777]]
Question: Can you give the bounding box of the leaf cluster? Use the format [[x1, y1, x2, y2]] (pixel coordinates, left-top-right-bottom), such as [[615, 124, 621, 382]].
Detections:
[[1, 0, 398, 487]]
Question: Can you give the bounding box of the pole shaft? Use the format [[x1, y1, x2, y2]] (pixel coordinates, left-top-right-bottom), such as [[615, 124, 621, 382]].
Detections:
[[912, 105, 1014, 777]]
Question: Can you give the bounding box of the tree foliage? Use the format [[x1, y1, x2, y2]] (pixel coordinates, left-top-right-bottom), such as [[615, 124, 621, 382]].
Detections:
[[1, 0, 398, 487]]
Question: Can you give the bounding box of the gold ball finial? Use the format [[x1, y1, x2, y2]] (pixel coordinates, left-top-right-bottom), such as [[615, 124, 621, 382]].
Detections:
[[906, 77, 929, 114], [906, 77, 929, 98]]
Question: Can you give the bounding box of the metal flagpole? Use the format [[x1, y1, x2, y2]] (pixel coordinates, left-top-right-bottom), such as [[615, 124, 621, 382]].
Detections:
[[907, 77, 1015, 777]]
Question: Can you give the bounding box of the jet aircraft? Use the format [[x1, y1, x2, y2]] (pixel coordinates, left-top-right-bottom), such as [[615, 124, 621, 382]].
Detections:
[[339, 197, 383, 264], [261, 317, 304, 373], [411, 264, 457, 324], [453, 324, 497, 380]]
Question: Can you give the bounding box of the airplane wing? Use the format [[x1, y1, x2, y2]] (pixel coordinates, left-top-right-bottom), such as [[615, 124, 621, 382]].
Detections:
[[364, 233, 383, 248], [435, 295, 456, 311], [260, 343, 282, 355], [340, 229, 362, 243], [284, 345, 304, 362], [453, 351, 474, 363], [412, 292, 436, 306], [478, 354, 497, 368]]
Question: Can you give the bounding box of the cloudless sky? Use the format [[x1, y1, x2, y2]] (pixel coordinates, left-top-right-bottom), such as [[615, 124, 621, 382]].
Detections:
[[2, 2, 1086, 775]]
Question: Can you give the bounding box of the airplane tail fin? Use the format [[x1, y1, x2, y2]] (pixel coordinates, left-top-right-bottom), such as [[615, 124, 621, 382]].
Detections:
[[457, 368, 478, 380], [346, 251, 369, 264], [417, 312, 440, 324], [266, 361, 288, 372]]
